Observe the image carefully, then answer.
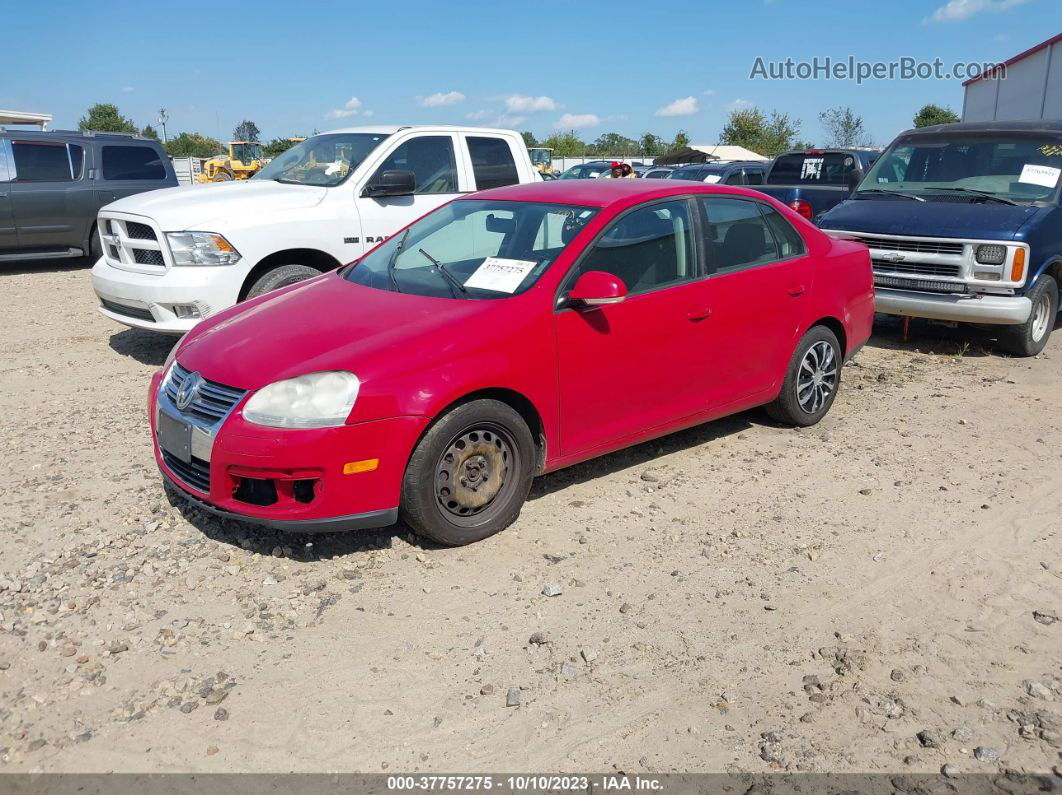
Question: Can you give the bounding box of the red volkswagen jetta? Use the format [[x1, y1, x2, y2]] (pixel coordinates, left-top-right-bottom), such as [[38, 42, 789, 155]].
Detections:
[[150, 180, 872, 545]]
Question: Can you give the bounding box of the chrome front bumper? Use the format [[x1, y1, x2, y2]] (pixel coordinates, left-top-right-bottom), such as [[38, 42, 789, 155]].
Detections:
[[875, 288, 1032, 325]]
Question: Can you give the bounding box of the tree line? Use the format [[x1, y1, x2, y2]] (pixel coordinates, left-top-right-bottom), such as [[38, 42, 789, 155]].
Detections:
[[76, 101, 963, 162]]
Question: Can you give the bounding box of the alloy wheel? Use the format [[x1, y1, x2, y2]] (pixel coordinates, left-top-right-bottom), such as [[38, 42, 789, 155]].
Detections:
[[797, 340, 838, 414]]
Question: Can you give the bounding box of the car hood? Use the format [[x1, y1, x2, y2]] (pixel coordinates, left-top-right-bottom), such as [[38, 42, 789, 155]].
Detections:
[[176, 273, 496, 390], [820, 198, 1041, 241], [102, 180, 328, 230]]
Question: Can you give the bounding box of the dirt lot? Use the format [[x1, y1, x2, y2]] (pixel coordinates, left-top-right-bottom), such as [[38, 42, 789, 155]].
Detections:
[[0, 262, 1059, 776]]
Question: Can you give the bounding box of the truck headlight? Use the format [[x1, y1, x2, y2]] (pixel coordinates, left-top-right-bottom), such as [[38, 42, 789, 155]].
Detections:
[[975, 244, 1006, 266], [243, 371, 360, 429], [166, 232, 241, 266]]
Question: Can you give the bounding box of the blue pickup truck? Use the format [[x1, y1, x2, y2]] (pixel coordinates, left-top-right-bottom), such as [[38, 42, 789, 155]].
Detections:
[[755, 148, 881, 221], [819, 120, 1062, 356]]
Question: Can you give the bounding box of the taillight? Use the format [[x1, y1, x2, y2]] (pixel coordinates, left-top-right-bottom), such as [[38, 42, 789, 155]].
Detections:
[[788, 199, 813, 220]]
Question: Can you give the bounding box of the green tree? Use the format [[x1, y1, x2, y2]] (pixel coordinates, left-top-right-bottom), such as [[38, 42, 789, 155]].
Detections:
[[263, 137, 298, 158], [78, 103, 137, 134], [541, 131, 586, 157], [521, 131, 538, 148], [671, 129, 691, 151], [165, 132, 224, 158], [818, 106, 871, 147], [140, 124, 159, 140], [720, 107, 806, 157], [639, 133, 665, 156], [589, 132, 637, 156], [233, 120, 261, 142], [912, 104, 960, 128]]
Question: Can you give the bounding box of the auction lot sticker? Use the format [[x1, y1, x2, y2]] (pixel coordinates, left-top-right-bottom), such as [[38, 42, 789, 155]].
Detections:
[[1019, 163, 1061, 188], [464, 257, 538, 293]]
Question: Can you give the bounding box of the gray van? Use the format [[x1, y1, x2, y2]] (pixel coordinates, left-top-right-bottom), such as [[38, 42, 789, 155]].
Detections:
[[0, 130, 176, 263]]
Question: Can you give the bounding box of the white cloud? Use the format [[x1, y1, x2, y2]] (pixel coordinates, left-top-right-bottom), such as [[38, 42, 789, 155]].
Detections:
[[554, 113, 600, 130], [727, 98, 755, 113], [361, 109, 375, 118], [655, 96, 699, 117], [121, 86, 134, 93], [505, 94, 557, 113], [925, 0, 1029, 23], [465, 109, 491, 121], [418, 91, 465, 107], [325, 96, 362, 119]]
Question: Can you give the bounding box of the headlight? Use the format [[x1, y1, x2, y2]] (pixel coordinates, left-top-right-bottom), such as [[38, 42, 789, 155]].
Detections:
[[975, 244, 1006, 266], [243, 371, 360, 429], [166, 232, 241, 266]]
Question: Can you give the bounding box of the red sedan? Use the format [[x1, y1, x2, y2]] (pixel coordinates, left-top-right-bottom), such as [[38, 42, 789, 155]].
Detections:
[[150, 180, 873, 545]]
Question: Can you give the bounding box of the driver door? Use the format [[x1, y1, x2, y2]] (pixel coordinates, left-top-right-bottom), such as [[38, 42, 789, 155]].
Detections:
[[356, 134, 465, 256]]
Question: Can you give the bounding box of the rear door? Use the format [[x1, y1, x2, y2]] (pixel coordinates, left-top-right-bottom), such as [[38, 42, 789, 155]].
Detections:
[[355, 133, 465, 253], [8, 139, 92, 253], [0, 140, 16, 252], [698, 196, 813, 400], [462, 134, 523, 191]]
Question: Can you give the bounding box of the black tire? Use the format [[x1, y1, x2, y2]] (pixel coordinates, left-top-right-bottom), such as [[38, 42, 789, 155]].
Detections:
[[999, 275, 1058, 357], [766, 326, 842, 427], [400, 399, 535, 546], [246, 264, 321, 299], [89, 224, 102, 262], [212, 169, 233, 182]]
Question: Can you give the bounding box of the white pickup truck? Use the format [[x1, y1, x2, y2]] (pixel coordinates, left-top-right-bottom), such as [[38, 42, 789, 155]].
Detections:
[[90, 125, 541, 333]]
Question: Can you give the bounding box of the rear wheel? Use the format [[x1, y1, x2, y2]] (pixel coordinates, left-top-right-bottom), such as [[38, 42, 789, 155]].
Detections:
[[1000, 276, 1058, 357], [212, 169, 233, 182], [246, 264, 321, 299], [766, 326, 842, 427], [89, 224, 102, 262], [400, 399, 535, 546]]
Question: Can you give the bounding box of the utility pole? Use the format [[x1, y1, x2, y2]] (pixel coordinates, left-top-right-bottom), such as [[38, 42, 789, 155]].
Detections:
[[157, 108, 169, 143]]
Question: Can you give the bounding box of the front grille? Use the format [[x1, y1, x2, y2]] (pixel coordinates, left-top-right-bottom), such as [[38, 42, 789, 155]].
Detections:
[[857, 236, 963, 256], [125, 221, 157, 241], [874, 274, 968, 294], [100, 298, 154, 322], [165, 363, 246, 425], [134, 249, 165, 266], [872, 259, 961, 277], [162, 451, 211, 493]]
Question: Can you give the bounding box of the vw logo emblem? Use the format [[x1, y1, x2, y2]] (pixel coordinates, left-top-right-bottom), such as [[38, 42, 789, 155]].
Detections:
[[175, 372, 203, 411]]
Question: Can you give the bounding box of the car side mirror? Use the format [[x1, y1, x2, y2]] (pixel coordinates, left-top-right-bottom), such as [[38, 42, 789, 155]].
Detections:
[[568, 271, 628, 306], [363, 170, 416, 198]]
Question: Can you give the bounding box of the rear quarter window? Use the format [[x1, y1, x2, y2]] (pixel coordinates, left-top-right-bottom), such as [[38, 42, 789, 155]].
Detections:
[[102, 145, 167, 180], [467, 137, 519, 190], [11, 142, 75, 181]]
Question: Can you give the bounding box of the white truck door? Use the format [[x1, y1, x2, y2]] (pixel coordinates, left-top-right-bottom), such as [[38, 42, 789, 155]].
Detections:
[[355, 133, 466, 250]]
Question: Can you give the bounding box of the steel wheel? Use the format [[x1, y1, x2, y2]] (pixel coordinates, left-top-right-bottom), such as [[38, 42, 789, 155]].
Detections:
[[434, 423, 520, 528], [796, 340, 838, 414], [1031, 291, 1052, 342]]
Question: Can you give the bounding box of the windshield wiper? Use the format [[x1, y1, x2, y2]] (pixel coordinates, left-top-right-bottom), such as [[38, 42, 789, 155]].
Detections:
[[386, 229, 410, 293], [418, 248, 467, 295], [932, 187, 1019, 206], [856, 188, 925, 202]]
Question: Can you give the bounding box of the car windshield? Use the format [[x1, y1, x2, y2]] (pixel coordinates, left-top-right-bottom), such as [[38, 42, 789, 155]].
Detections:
[[254, 132, 389, 187], [671, 166, 723, 181], [344, 199, 598, 299], [560, 165, 608, 179], [767, 152, 856, 185], [231, 142, 263, 162], [857, 133, 1062, 203]]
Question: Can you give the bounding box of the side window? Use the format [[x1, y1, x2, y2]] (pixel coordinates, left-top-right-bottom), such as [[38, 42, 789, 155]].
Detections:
[[759, 205, 806, 259], [573, 200, 694, 295], [371, 136, 457, 194], [11, 142, 75, 181], [744, 168, 764, 185], [701, 198, 778, 274], [724, 169, 744, 185], [69, 145, 84, 179], [102, 146, 166, 180], [467, 136, 519, 190]]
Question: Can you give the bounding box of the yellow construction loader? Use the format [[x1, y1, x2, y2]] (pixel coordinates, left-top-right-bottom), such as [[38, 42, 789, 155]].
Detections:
[[197, 141, 266, 182], [529, 147, 558, 175]]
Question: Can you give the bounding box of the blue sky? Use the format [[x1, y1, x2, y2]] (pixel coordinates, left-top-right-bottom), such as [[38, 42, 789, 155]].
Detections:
[[3, 0, 1058, 146]]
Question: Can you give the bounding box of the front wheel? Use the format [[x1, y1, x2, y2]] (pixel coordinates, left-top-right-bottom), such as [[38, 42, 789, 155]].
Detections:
[[400, 399, 535, 546], [766, 326, 842, 427], [246, 264, 321, 299], [1000, 276, 1058, 357]]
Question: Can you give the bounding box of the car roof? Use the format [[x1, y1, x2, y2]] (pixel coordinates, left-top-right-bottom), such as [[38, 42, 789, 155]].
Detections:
[[0, 129, 155, 142], [322, 124, 520, 136], [897, 119, 1062, 136], [469, 179, 769, 208]]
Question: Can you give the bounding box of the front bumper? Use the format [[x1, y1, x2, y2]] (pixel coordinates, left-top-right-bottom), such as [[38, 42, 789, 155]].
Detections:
[[875, 288, 1032, 325], [149, 372, 428, 531], [91, 256, 246, 334]]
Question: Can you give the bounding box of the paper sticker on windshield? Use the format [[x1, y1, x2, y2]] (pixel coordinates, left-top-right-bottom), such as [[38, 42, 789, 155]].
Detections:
[[464, 257, 538, 293], [1019, 164, 1060, 188], [324, 161, 343, 176], [801, 158, 824, 180], [703, 174, 721, 184]]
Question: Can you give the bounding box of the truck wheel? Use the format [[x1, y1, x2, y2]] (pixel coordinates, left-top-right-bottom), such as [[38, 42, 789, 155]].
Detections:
[[212, 170, 233, 182], [245, 264, 321, 299], [89, 224, 103, 262], [400, 399, 535, 546], [1000, 276, 1058, 357], [766, 326, 842, 427]]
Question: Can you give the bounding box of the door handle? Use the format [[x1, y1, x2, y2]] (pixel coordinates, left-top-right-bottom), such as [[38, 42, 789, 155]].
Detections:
[[787, 284, 806, 297], [687, 306, 712, 321]]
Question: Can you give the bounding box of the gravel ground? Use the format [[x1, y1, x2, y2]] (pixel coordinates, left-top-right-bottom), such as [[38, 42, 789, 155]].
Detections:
[[0, 262, 1059, 775]]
